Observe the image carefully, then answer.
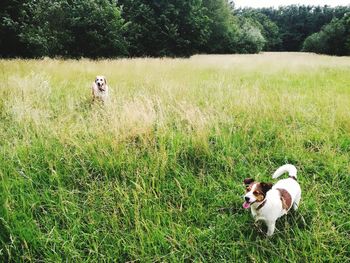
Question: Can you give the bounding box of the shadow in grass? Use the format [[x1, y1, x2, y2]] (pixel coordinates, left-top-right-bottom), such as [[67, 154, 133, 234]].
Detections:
[[0, 197, 11, 261], [0, 218, 10, 245], [215, 203, 269, 239], [280, 209, 312, 231], [218, 202, 312, 239]]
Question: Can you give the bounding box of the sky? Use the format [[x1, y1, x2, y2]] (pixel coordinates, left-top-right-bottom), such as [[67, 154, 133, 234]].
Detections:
[[234, 0, 350, 8]]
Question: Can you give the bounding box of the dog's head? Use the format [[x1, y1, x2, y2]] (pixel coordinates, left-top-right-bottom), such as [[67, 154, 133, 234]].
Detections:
[[243, 178, 272, 209], [95, 75, 107, 91]]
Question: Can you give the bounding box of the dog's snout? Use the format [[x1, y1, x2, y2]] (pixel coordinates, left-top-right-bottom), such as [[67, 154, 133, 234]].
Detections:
[[245, 196, 250, 202]]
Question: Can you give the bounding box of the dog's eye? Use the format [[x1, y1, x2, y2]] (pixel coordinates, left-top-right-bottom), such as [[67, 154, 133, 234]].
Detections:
[[253, 191, 259, 195], [246, 187, 251, 192]]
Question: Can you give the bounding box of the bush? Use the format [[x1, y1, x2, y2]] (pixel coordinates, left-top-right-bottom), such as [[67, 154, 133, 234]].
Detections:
[[302, 15, 350, 56], [235, 22, 266, 53]]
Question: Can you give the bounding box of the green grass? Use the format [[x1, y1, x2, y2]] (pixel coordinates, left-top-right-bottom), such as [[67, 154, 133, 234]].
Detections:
[[0, 52, 350, 262]]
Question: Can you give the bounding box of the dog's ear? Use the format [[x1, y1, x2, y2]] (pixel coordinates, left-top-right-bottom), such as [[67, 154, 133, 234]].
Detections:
[[260, 182, 273, 193], [103, 76, 107, 85], [243, 178, 254, 186]]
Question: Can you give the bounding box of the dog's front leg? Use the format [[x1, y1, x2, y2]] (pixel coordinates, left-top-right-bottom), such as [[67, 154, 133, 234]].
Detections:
[[254, 216, 263, 223], [251, 209, 257, 218], [266, 221, 276, 236]]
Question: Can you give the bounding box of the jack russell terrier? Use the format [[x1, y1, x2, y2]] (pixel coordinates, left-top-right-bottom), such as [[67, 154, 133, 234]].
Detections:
[[243, 164, 301, 236]]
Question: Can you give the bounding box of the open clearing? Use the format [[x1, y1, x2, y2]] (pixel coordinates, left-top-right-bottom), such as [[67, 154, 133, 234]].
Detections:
[[0, 53, 350, 261]]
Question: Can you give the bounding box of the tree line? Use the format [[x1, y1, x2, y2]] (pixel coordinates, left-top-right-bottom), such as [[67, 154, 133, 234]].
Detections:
[[237, 5, 350, 56], [1, 1, 349, 58]]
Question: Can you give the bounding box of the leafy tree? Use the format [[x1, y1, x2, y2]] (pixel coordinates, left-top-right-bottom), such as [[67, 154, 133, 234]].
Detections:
[[2, 1, 349, 57], [201, 0, 239, 53], [1, 0, 128, 58], [235, 8, 281, 51], [253, 5, 350, 51], [0, 0, 28, 57], [200, 0, 266, 54], [302, 14, 350, 56], [66, 0, 128, 58], [119, 0, 211, 57], [236, 21, 266, 53], [15, 0, 70, 57], [302, 32, 325, 54], [118, 1, 157, 56]]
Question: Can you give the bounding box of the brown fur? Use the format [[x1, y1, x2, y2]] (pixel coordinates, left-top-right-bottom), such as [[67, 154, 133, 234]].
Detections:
[[244, 179, 273, 203], [244, 178, 254, 186], [277, 188, 292, 210]]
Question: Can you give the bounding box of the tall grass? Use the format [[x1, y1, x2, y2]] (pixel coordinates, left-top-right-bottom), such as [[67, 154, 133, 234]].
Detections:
[[0, 53, 350, 262]]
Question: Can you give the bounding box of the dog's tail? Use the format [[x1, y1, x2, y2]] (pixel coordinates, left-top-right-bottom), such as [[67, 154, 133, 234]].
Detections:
[[272, 164, 297, 179]]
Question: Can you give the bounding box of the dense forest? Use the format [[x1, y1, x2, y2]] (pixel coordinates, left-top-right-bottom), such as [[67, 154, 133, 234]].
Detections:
[[237, 5, 350, 56], [0, 0, 349, 58]]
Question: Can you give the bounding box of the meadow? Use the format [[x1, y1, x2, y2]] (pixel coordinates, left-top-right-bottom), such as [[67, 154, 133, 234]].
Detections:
[[0, 53, 350, 262]]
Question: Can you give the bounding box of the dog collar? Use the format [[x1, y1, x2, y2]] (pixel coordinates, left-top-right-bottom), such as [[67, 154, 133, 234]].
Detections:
[[256, 199, 267, 211]]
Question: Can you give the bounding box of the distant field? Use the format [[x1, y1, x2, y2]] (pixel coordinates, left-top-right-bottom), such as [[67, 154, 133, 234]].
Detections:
[[0, 53, 350, 262]]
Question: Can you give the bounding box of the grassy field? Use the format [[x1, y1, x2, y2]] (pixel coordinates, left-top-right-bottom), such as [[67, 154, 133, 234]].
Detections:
[[0, 52, 350, 262]]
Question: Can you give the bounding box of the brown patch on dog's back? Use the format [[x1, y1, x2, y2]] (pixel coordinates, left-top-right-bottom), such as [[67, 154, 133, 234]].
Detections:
[[277, 188, 292, 211]]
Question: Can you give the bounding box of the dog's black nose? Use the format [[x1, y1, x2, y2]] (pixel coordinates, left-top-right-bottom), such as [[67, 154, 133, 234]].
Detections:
[[245, 196, 250, 202]]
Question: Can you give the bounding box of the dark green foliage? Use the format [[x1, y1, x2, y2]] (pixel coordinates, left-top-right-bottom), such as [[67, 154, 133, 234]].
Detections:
[[65, 0, 128, 58], [15, 0, 71, 57], [0, 0, 27, 57], [235, 9, 281, 51], [119, 0, 211, 57], [201, 0, 239, 53], [254, 5, 350, 52], [235, 20, 266, 53], [0, 0, 265, 57], [1, 1, 350, 57], [0, 0, 128, 58], [302, 15, 350, 56]]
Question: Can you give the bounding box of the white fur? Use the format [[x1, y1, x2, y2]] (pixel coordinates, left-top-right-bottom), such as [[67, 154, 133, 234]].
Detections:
[[92, 75, 109, 103], [244, 184, 259, 204], [273, 164, 297, 179], [246, 164, 301, 236]]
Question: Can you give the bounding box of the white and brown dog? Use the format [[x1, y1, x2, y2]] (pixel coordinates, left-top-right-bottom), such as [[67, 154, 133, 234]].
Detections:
[[92, 75, 109, 103], [243, 164, 301, 236]]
